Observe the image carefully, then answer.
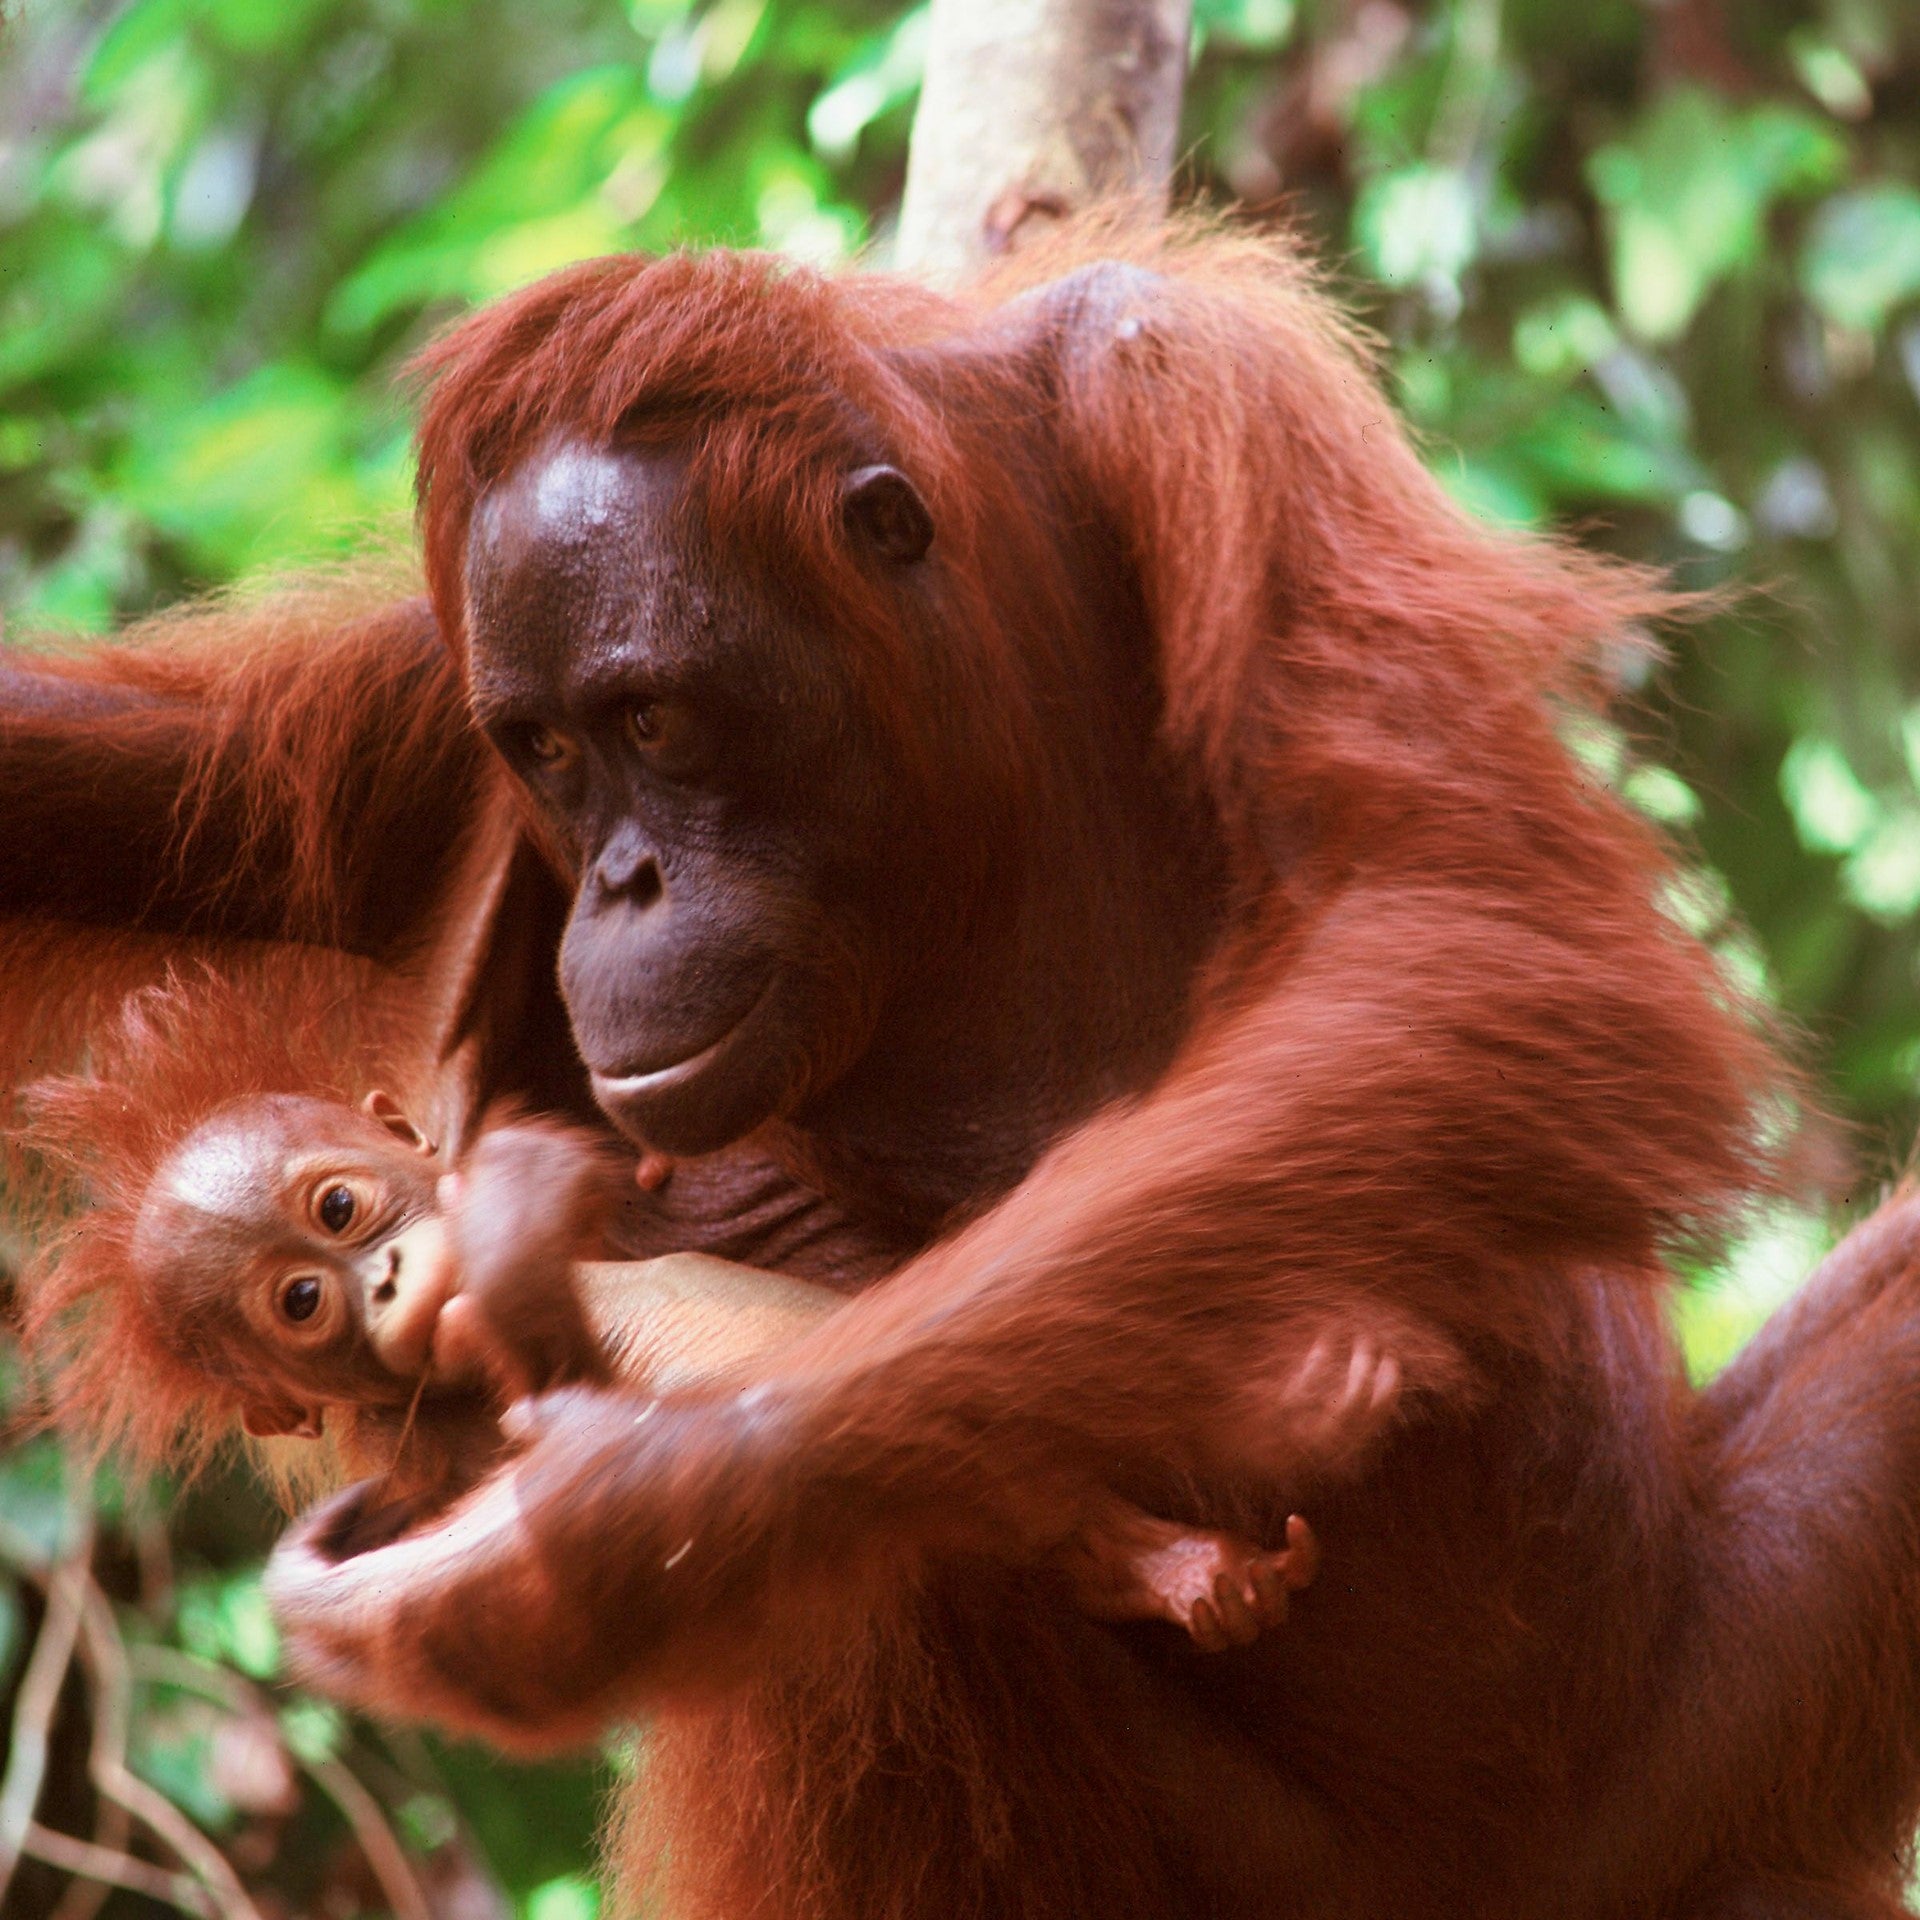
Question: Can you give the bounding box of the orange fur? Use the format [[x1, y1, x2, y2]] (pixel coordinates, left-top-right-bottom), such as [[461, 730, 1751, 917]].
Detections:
[[257, 223, 1875, 1920], [9, 218, 1914, 1920], [13, 968, 429, 1474]]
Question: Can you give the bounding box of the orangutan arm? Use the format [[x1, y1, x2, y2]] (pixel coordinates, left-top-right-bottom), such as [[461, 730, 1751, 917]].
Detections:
[[0, 598, 479, 954], [270, 893, 1629, 1744]]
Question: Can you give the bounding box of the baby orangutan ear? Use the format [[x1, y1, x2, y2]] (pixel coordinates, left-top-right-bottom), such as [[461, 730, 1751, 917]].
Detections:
[[243, 1401, 324, 1442], [362, 1089, 435, 1155], [842, 464, 934, 565]]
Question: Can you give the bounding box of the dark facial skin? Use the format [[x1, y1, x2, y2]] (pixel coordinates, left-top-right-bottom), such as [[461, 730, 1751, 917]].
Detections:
[[465, 441, 1223, 1223], [133, 1093, 458, 1439], [465, 446, 924, 1160]]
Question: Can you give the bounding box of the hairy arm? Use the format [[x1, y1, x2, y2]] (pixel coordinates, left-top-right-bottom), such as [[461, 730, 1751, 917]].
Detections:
[[268, 886, 1753, 1744], [0, 595, 481, 952]]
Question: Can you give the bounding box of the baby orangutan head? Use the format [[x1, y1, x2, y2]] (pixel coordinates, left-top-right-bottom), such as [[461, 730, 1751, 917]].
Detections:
[[133, 1090, 469, 1442], [13, 969, 483, 1474]]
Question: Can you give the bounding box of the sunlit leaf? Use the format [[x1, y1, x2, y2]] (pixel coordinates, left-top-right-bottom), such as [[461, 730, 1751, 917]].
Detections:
[[1512, 295, 1617, 378], [280, 1696, 347, 1764], [1801, 185, 1920, 333], [1781, 737, 1879, 855], [1787, 32, 1874, 122], [1844, 809, 1920, 922], [1675, 1204, 1832, 1381], [807, 6, 927, 163], [528, 1875, 601, 1920], [1193, 0, 1295, 52], [1625, 764, 1703, 826], [177, 1570, 282, 1679], [1589, 90, 1844, 341], [1353, 164, 1477, 293]]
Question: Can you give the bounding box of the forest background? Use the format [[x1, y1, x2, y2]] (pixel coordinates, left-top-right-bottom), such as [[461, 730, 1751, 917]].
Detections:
[[1, 0, 1918, 1914]]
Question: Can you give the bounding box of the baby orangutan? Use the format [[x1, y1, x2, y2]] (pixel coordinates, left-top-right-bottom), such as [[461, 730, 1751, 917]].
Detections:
[[128, 1091, 613, 1442], [38, 1074, 1328, 1650]]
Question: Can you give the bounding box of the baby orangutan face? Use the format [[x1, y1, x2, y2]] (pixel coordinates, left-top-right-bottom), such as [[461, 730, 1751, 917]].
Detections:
[[132, 1091, 471, 1441]]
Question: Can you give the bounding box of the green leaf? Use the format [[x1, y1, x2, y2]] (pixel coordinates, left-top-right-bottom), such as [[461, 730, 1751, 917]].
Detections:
[[1511, 295, 1618, 379], [1353, 165, 1477, 292], [1503, 388, 1702, 506], [1844, 809, 1920, 922], [1589, 89, 1844, 341], [1801, 185, 1920, 333], [1194, 0, 1296, 52], [204, 0, 332, 56], [1625, 765, 1704, 826], [177, 1571, 282, 1679], [807, 7, 927, 163], [326, 68, 667, 336], [1780, 737, 1879, 855], [279, 1697, 346, 1764], [114, 361, 401, 577], [527, 1876, 601, 1920], [1675, 1205, 1832, 1381]]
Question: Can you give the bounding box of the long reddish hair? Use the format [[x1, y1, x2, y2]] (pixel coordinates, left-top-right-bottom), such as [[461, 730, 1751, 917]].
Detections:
[[14, 966, 427, 1473]]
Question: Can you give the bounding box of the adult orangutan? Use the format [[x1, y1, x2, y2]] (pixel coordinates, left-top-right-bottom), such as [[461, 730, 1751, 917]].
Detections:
[[9, 225, 1920, 1919]]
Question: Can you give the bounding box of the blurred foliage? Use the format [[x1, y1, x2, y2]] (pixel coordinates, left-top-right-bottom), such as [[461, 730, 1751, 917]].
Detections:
[[2, 0, 1919, 1911]]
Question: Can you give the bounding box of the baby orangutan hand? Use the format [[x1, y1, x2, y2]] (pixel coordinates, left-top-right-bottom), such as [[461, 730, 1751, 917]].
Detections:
[[432, 1115, 624, 1402]]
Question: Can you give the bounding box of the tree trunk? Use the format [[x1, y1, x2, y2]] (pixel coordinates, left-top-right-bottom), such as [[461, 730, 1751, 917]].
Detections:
[[895, 0, 1194, 282]]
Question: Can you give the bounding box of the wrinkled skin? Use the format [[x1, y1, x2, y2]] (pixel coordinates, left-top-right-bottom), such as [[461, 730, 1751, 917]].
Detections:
[[466, 447, 900, 1159]]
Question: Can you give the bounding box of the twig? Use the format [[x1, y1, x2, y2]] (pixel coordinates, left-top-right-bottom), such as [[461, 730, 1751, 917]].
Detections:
[[52, 1498, 140, 1920], [127, 1480, 176, 1620], [74, 1578, 265, 1920], [24, 1820, 210, 1917], [126, 1645, 254, 1715], [132, 1645, 434, 1920], [0, 1504, 93, 1905], [48, 1787, 132, 1920], [0, 1513, 124, 1920], [306, 1756, 432, 1920]]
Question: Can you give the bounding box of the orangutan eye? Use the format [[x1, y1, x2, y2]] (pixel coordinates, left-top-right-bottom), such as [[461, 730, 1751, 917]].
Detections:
[[524, 725, 576, 768], [627, 704, 660, 745], [317, 1185, 356, 1233], [281, 1275, 324, 1324]]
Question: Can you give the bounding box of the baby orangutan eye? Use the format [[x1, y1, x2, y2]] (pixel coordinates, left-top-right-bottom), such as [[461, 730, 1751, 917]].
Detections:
[[281, 1275, 324, 1324], [317, 1184, 356, 1233]]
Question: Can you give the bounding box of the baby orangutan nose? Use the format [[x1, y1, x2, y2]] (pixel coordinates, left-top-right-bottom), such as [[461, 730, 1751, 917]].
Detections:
[[361, 1211, 462, 1382]]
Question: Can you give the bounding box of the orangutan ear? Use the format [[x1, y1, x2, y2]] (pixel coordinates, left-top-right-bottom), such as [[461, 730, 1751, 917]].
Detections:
[[243, 1401, 324, 1441], [842, 465, 934, 565], [363, 1090, 435, 1155]]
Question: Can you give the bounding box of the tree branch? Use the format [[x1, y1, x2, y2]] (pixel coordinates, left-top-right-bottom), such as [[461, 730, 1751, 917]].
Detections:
[[896, 0, 1193, 280]]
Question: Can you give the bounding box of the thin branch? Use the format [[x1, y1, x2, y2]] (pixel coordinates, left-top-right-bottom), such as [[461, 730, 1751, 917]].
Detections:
[[127, 1645, 254, 1714], [307, 1755, 433, 1920], [0, 1503, 93, 1906], [133, 1644, 435, 1920], [24, 1820, 210, 1917], [74, 1578, 265, 1920], [48, 1788, 132, 1920]]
